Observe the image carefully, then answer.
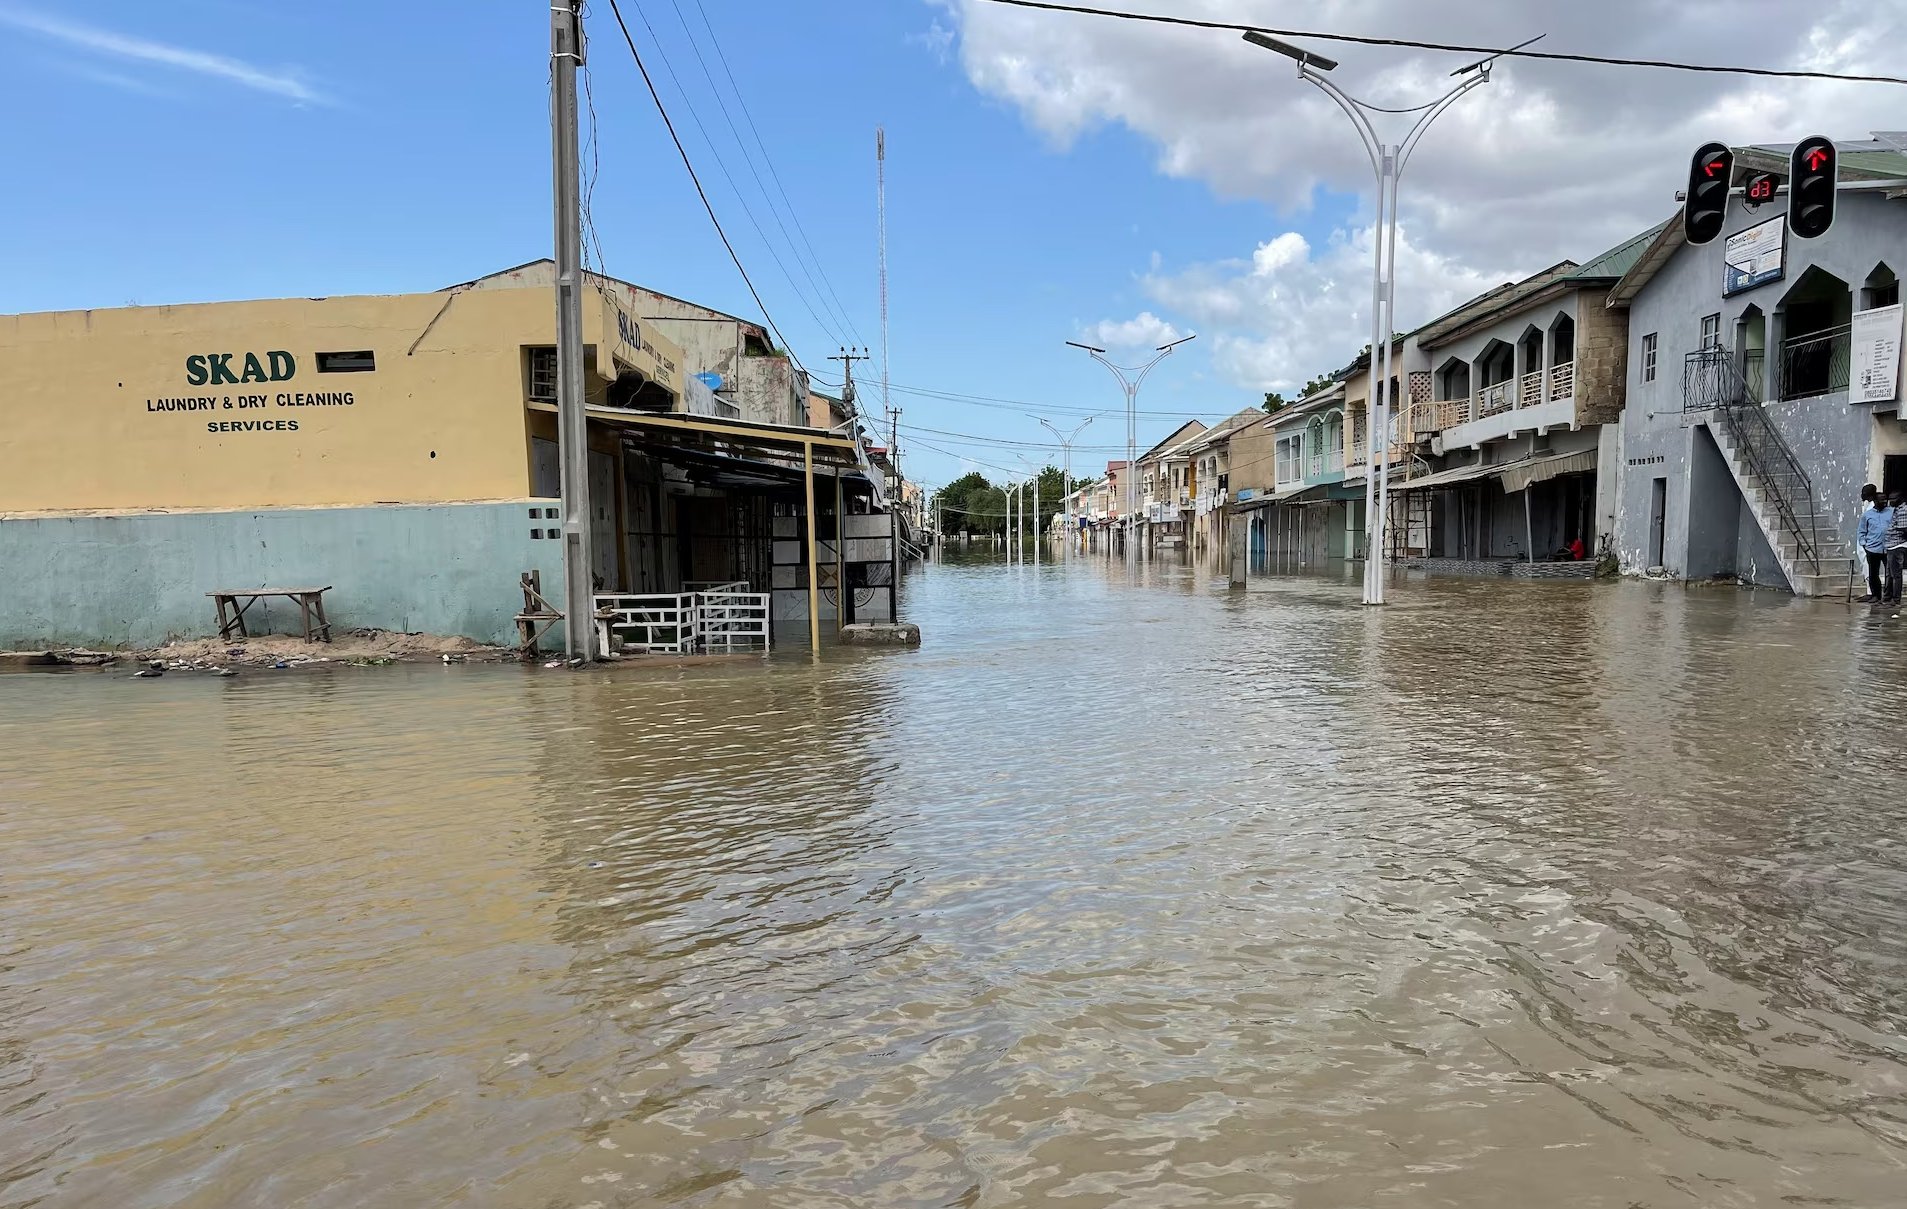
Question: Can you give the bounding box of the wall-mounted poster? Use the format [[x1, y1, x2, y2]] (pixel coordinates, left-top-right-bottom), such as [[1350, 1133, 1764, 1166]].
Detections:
[[1723, 216, 1786, 296], [1853, 303, 1903, 404]]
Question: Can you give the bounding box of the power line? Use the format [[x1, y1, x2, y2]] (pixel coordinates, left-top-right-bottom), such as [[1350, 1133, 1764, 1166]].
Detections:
[[664, 0, 865, 345], [809, 371, 1232, 421], [611, 0, 845, 350], [899, 422, 1135, 453], [687, 0, 867, 348], [602, 0, 805, 370], [629, 0, 846, 343], [972, 0, 1907, 87]]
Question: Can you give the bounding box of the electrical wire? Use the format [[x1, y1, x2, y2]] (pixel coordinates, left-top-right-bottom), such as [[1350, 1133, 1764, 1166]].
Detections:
[[664, 0, 866, 346], [899, 422, 1134, 453], [612, 0, 846, 350], [602, 0, 805, 370], [972, 0, 1907, 87], [807, 372, 1230, 421], [578, 11, 608, 275]]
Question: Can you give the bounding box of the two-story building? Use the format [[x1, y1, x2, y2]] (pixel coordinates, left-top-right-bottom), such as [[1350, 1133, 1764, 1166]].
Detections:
[[1605, 135, 1907, 594], [1133, 420, 1205, 549], [1183, 408, 1265, 554], [1396, 226, 1653, 576], [1241, 380, 1362, 564]]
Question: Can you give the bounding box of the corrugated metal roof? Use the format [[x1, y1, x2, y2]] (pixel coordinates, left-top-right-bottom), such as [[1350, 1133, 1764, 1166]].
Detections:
[[1566, 221, 1668, 283], [1736, 137, 1907, 180]]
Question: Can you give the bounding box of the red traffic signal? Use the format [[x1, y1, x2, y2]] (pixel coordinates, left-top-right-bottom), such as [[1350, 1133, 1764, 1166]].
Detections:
[[1788, 135, 1837, 239], [1683, 142, 1733, 246]]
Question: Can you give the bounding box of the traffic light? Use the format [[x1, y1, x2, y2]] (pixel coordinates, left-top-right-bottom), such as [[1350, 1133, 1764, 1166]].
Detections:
[[1683, 142, 1733, 245], [1788, 135, 1838, 239]]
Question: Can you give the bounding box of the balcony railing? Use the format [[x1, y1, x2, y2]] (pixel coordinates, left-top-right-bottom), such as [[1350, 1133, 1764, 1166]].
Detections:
[[1520, 369, 1543, 404], [1411, 397, 1470, 434], [1478, 381, 1514, 417], [1324, 449, 1344, 474], [1777, 325, 1851, 400], [1349, 438, 1368, 465], [1549, 360, 1575, 400]]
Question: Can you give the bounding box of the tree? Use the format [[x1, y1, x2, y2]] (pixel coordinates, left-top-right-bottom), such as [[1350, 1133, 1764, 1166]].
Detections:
[[1034, 465, 1068, 521], [1262, 391, 1288, 414], [968, 486, 1008, 535], [1299, 373, 1337, 399], [932, 471, 996, 535]]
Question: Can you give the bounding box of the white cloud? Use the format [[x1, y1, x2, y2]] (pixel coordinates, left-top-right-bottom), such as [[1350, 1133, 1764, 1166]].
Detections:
[[938, 0, 1906, 389], [909, 19, 957, 64], [1131, 225, 1514, 392], [0, 8, 328, 104], [1078, 310, 1184, 350]]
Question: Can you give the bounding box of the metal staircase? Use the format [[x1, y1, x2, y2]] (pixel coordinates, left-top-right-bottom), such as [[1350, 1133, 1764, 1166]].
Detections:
[[1684, 350, 1850, 595]]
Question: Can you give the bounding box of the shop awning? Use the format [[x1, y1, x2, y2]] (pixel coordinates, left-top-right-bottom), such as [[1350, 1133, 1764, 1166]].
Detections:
[[529, 402, 866, 471], [1235, 484, 1324, 510], [1496, 450, 1598, 494], [1389, 460, 1501, 492]]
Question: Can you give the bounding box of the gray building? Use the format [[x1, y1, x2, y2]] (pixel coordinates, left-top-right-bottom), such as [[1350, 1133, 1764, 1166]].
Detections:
[[1607, 136, 1907, 593]]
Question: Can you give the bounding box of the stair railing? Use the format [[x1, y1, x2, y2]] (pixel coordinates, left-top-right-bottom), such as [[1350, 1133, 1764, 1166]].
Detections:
[[1686, 348, 1823, 574]]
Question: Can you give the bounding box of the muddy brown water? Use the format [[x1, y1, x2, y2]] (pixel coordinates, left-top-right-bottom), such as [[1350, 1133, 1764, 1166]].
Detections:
[[4, 554, 1906, 1207]]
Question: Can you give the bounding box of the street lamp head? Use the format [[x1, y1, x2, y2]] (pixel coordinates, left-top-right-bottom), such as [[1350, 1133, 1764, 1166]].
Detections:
[[1157, 334, 1198, 352], [1242, 31, 1338, 73], [1449, 33, 1544, 79], [1065, 340, 1107, 355]]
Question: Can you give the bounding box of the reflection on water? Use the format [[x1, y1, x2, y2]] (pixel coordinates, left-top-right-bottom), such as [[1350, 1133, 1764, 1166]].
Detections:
[[4, 551, 1907, 1207]]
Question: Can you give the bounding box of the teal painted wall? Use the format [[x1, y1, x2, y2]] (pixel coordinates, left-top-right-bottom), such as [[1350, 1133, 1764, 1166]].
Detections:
[[0, 502, 566, 648]]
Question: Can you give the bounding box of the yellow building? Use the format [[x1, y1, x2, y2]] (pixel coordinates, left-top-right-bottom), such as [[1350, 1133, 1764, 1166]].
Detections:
[[0, 279, 887, 649]]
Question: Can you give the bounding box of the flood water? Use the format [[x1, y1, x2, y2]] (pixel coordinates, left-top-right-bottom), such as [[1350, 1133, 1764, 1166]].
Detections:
[[5, 552, 1907, 1208]]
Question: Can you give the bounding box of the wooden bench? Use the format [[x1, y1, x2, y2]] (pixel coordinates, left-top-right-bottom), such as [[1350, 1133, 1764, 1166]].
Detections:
[[208, 586, 333, 643]]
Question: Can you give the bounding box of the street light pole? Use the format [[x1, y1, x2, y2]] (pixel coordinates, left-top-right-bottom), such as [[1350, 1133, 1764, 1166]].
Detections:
[[1006, 480, 1016, 562], [1037, 414, 1100, 554], [1067, 335, 1195, 559], [1244, 31, 1514, 605]]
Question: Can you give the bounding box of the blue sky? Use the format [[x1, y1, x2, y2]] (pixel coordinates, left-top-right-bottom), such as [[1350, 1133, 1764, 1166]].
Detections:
[[3, 0, 1899, 491]]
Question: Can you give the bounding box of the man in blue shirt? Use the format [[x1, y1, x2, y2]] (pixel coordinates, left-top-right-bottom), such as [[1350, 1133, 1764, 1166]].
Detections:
[[1885, 489, 1907, 605], [1858, 483, 1890, 602]]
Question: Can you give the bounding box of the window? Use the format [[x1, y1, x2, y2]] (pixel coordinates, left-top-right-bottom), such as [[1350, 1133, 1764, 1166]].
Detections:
[[1275, 436, 1302, 484], [1700, 313, 1721, 349], [1641, 332, 1658, 382], [315, 350, 376, 373], [527, 347, 557, 402]]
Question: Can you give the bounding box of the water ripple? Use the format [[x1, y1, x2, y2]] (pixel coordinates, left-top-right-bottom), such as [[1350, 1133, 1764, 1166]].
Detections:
[[3, 554, 1906, 1207]]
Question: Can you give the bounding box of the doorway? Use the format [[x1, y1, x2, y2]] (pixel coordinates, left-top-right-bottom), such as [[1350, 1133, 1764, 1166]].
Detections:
[[1884, 455, 1907, 501], [1649, 478, 1667, 568]]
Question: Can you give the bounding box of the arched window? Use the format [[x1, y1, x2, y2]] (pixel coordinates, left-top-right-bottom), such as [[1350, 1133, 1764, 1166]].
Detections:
[[1777, 266, 1853, 399], [1863, 262, 1899, 310]]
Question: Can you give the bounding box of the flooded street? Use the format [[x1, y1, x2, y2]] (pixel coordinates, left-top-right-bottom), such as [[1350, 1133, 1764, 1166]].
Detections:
[[5, 554, 1907, 1208]]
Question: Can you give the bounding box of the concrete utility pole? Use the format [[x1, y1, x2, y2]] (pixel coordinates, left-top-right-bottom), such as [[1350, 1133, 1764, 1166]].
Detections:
[[551, 0, 596, 661], [1229, 503, 1249, 589], [1067, 336, 1195, 556], [1243, 31, 1512, 605], [829, 348, 870, 421]]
